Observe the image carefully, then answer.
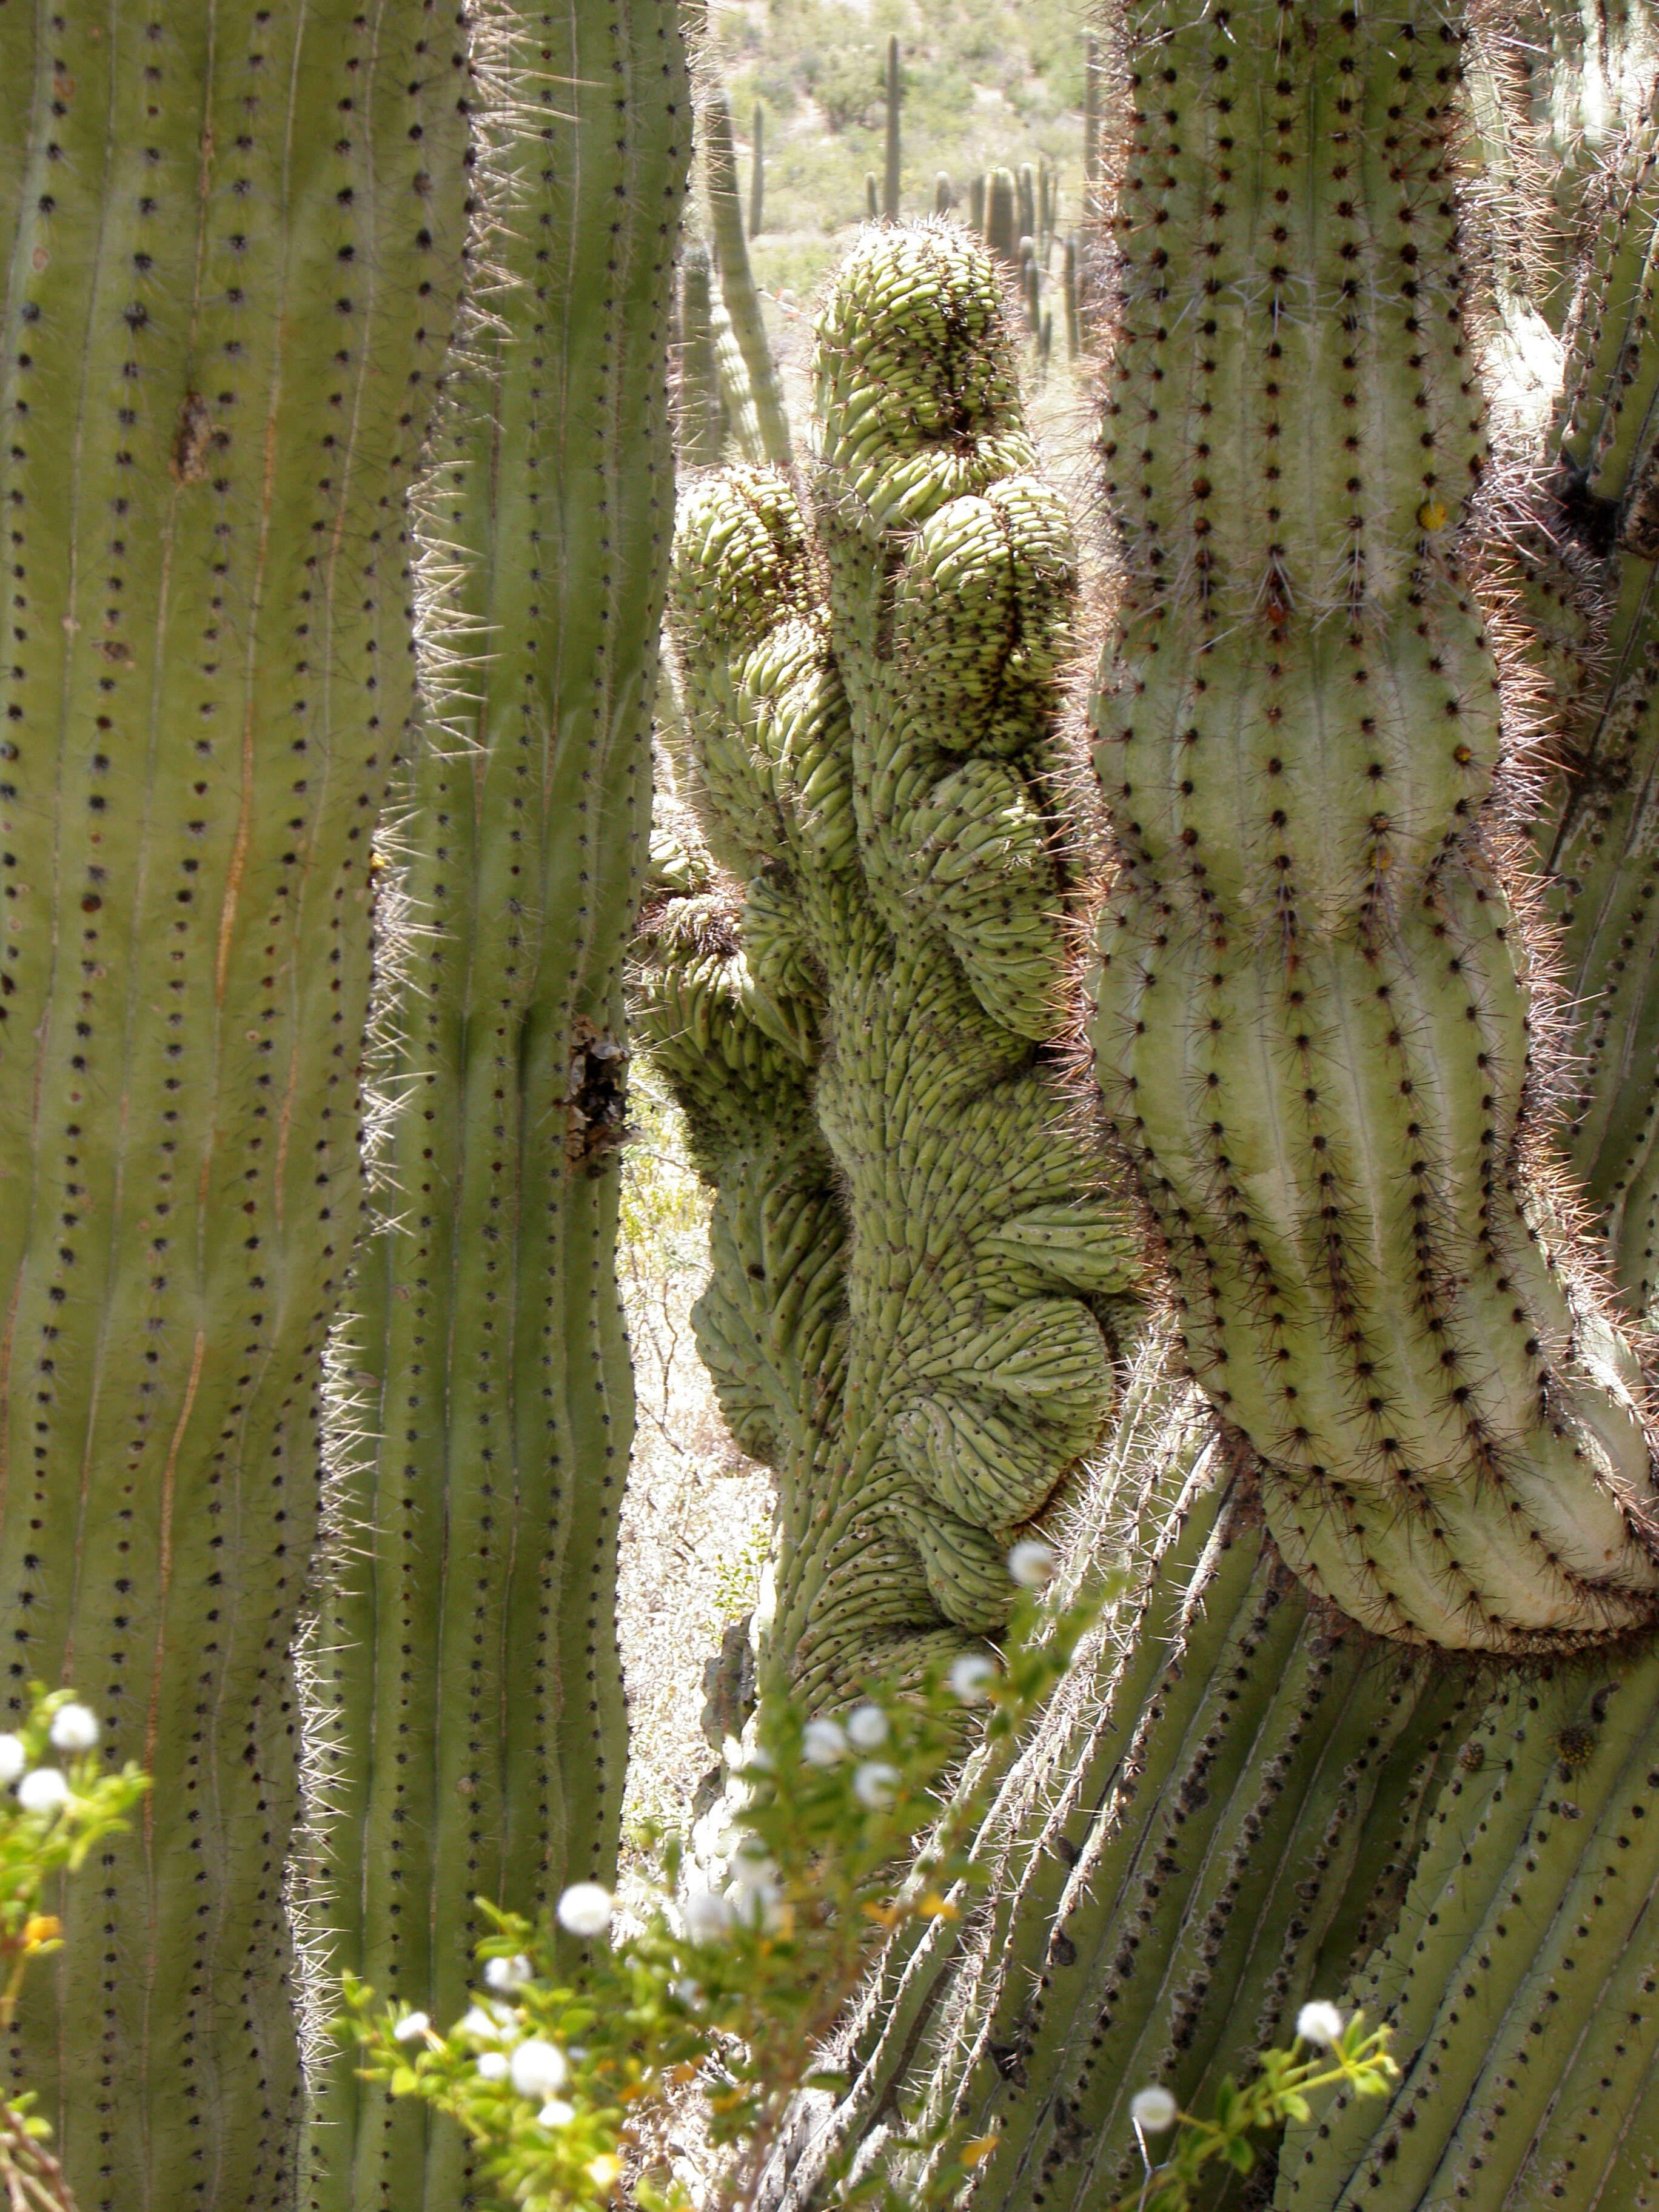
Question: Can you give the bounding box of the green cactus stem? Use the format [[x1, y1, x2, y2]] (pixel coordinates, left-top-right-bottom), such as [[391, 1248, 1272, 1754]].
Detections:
[[712, 292, 767, 465], [750, 103, 766, 238], [1064, 237, 1081, 360], [971, 173, 987, 237], [679, 241, 723, 469], [884, 36, 902, 220], [0, 9, 470, 2205], [298, 5, 689, 2207], [1526, 106, 1659, 1318], [704, 90, 790, 465], [1018, 166, 1036, 253], [936, 172, 954, 218], [985, 169, 1018, 267], [638, 224, 1139, 1702], [1088, 0, 1659, 1653]]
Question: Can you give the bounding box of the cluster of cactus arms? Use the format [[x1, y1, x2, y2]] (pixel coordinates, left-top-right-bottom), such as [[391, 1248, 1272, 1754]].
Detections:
[[637, 221, 1142, 1704]]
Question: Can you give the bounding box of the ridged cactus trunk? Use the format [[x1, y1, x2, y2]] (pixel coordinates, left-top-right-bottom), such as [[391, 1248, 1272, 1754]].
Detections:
[[300, 5, 689, 2207], [638, 226, 1140, 1706], [1089, 0, 1659, 1652], [0, 11, 469, 2207]]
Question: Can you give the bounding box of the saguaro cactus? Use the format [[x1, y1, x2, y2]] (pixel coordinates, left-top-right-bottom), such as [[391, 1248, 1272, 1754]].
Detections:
[[637, 224, 1139, 1702], [0, 10, 470, 2206], [300, 4, 689, 2208], [1088, 0, 1659, 1653]]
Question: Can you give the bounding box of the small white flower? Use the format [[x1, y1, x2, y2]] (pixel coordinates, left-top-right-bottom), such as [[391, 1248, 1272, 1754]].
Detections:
[[538, 2099, 575, 2129], [1297, 2000, 1345, 2048], [0, 1737, 25, 1785], [728, 1877, 783, 1930], [556, 1883, 614, 1939], [1008, 1540, 1057, 1589], [853, 1760, 900, 1809], [950, 1653, 999, 1703], [475, 2051, 509, 2082], [457, 2006, 503, 2042], [48, 1703, 99, 1753], [730, 1841, 777, 1886], [509, 2039, 568, 2099], [802, 1717, 847, 1766], [1130, 2086, 1178, 2134], [16, 1769, 69, 1813], [390, 2011, 431, 2043], [484, 1954, 535, 1992], [846, 1704, 888, 1749], [680, 1888, 734, 1945], [669, 1977, 702, 2006]]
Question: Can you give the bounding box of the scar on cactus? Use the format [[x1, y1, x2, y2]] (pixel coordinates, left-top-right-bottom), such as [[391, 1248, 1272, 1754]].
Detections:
[[566, 1020, 631, 1171]]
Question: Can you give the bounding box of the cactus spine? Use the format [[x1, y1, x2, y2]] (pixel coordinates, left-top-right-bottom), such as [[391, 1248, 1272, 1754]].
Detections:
[[1089, 0, 1659, 1652], [300, 5, 689, 2207], [638, 224, 1138, 1701], [0, 9, 469, 2204]]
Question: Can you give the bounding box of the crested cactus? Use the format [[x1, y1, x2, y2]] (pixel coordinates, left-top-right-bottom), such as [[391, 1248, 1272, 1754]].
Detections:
[[636, 223, 1140, 1704], [0, 10, 471, 2205], [299, 5, 689, 2207]]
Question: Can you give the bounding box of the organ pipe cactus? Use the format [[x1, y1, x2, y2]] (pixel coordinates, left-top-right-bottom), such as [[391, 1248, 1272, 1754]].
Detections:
[[636, 223, 1141, 1703], [0, 10, 471, 2207], [300, 5, 688, 2207]]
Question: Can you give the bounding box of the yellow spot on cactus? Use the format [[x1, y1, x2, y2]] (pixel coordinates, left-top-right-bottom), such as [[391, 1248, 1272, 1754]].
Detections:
[[1557, 1724, 1597, 1770], [1416, 498, 1449, 531], [961, 2136, 1000, 2166], [21, 1915, 59, 1951]]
